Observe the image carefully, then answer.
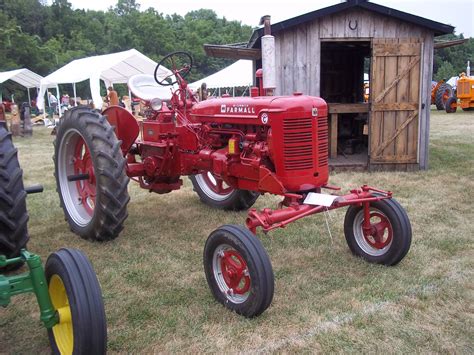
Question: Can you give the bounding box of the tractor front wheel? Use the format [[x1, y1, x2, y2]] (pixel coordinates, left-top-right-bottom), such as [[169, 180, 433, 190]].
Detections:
[[46, 248, 107, 354], [190, 173, 258, 211], [204, 224, 274, 317], [445, 97, 457, 113], [54, 107, 130, 241], [344, 197, 411, 266]]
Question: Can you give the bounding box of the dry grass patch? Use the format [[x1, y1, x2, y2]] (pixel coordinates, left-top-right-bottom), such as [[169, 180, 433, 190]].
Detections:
[[1, 109, 473, 353]]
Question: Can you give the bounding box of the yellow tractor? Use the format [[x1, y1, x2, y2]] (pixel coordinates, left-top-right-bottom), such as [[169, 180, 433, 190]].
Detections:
[[446, 73, 474, 113], [446, 61, 474, 113]]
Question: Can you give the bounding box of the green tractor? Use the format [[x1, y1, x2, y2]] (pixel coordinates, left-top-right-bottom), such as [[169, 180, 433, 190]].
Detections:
[[0, 125, 107, 354]]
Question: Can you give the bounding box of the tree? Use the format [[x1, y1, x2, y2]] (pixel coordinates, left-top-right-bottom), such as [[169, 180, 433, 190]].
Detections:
[[435, 61, 455, 81], [0, 0, 253, 98]]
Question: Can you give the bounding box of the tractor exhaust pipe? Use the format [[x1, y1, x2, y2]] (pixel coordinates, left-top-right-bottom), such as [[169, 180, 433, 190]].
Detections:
[[259, 15, 276, 95]]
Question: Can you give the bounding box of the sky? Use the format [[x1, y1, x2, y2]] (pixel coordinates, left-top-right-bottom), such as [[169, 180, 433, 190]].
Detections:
[[62, 0, 474, 37]]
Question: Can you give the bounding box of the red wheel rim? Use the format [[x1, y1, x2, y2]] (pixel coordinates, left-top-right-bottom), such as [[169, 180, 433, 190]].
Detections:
[[73, 137, 96, 216], [443, 90, 450, 102], [201, 173, 233, 195], [219, 250, 251, 295], [363, 211, 393, 249]]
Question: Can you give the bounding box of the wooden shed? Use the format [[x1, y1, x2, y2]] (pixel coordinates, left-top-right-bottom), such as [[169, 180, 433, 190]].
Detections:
[[205, 0, 454, 171]]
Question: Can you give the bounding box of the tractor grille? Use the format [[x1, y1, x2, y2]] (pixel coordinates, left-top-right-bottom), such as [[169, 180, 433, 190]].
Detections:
[[283, 117, 314, 170], [317, 116, 328, 167], [457, 81, 470, 96]]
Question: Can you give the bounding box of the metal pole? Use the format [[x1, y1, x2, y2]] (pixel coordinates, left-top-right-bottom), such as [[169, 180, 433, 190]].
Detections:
[[73, 83, 77, 106], [27, 88, 31, 104], [56, 85, 61, 116]]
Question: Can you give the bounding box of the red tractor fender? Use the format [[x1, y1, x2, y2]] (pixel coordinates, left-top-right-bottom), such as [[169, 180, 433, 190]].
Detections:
[[102, 106, 139, 156]]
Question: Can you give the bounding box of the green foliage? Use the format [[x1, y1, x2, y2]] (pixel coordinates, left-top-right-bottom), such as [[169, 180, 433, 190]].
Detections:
[[434, 34, 474, 80], [0, 0, 253, 98], [435, 61, 455, 81]]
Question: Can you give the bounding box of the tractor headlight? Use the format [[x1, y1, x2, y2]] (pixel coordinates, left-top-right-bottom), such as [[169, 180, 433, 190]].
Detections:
[[150, 98, 162, 111]]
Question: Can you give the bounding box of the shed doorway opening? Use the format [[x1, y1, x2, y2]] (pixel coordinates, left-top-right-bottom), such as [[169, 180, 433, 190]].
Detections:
[[320, 40, 371, 170]]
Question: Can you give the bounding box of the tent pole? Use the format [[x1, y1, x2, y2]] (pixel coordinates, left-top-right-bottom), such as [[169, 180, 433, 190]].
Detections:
[[218, 87, 221, 97], [27, 88, 31, 104], [73, 83, 77, 106], [233, 87, 235, 97], [56, 85, 61, 117]]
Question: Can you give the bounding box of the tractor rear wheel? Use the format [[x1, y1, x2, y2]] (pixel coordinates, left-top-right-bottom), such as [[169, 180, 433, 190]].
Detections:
[[445, 96, 457, 113], [54, 107, 130, 241], [435, 83, 454, 110], [46, 248, 107, 354], [0, 126, 29, 270], [204, 224, 274, 317], [344, 197, 411, 266], [190, 173, 259, 211]]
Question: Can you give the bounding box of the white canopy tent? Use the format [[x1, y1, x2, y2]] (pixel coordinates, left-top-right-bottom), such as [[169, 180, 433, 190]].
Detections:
[[0, 68, 43, 103], [188, 60, 254, 95], [37, 49, 171, 112]]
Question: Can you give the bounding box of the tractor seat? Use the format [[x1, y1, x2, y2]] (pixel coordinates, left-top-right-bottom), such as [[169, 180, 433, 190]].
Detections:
[[128, 74, 174, 101]]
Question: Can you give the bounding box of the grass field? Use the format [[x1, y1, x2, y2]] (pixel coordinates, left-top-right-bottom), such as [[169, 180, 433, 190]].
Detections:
[[1, 109, 473, 353]]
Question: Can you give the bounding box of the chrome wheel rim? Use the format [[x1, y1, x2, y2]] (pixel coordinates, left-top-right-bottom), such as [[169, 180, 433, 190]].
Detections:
[[58, 129, 96, 227], [194, 172, 234, 201]]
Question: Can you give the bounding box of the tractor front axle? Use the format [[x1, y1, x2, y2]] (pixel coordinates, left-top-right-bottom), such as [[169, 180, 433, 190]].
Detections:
[[246, 185, 392, 233]]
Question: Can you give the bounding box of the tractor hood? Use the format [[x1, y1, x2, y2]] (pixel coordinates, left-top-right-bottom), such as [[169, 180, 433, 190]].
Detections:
[[190, 94, 327, 125]]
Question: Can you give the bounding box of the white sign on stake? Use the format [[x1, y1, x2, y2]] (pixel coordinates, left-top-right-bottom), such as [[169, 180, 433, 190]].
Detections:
[[304, 192, 340, 207]]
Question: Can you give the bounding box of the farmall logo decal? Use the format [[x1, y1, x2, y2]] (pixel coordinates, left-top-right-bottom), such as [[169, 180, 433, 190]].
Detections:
[[220, 104, 256, 114]]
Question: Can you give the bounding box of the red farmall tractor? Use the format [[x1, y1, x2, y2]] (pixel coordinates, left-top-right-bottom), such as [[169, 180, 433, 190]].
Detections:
[[54, 52, 412, 318]]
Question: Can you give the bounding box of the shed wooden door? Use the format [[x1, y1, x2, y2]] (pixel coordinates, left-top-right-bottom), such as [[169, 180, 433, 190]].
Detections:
[[369, 38, 421, 166]]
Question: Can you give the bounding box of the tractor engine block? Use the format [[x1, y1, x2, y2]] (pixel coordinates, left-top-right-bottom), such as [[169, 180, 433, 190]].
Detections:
[[190, 94, 329, 193]]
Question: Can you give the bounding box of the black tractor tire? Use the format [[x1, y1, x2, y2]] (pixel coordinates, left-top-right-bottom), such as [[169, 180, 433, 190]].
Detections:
[[204, 224, 274, 318], [54, 107, 130, 241], [0, 126, 29, 269], [190, 173, 259, 211], [445, 96, 457, 113], [344, 197, 411, 266], [46, 248, 107, 354], [435, 83, 454, 110]]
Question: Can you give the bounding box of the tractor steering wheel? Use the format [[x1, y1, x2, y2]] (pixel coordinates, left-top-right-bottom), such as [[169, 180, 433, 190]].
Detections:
[[154, 51, 193, 86]]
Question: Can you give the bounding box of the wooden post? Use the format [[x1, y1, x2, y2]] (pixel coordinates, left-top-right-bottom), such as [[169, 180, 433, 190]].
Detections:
[[11, 104, 20, 136]]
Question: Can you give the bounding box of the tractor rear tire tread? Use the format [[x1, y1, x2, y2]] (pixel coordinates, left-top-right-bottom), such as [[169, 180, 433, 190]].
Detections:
[[54, 107, 130, 241], [435, 83, 453, 110], [0, 126, 29, 265]]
